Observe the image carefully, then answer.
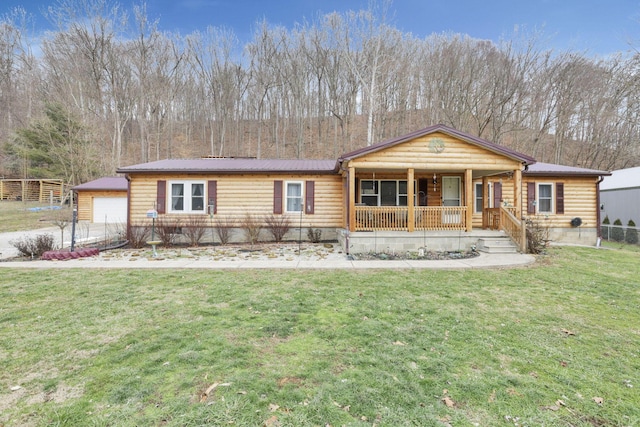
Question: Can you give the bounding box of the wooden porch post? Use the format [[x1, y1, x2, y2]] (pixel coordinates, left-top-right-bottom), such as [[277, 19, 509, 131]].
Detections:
[[482, 175, 489, 228], [407, 168, 415, 232], [348, 166, 356, 232], [465, 169, 473, 231], [513, 168, 522, 218]]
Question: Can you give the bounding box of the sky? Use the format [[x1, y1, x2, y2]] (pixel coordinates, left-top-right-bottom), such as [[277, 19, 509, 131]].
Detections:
[[3, 0, 640, 56]]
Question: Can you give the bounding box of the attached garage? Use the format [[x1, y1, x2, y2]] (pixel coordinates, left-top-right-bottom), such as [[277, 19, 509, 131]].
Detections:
[[74, 177, 128, 223]]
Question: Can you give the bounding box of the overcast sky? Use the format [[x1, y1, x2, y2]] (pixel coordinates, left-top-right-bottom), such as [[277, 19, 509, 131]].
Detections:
[[4, 0, 640, 55]]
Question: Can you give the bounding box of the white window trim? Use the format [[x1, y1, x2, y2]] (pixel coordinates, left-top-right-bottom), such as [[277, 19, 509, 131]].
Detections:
[[537, 183, 554, 214], [285, 181, 304, 213], [474, 182, 483, 213], [168, 180, 206, 214]]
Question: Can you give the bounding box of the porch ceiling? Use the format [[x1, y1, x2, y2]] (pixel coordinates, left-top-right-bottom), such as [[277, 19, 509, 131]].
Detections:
[[350, 167, 517, 179]]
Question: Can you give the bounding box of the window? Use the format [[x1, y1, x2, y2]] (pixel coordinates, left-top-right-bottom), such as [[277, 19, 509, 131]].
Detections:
[[474, 183, 483, 213], [286, 182, 303, 212], [360, 180, 379, 206], [359, 180, 416, 206], [169, 181, 205, 213], [537, 183, 553, 213]]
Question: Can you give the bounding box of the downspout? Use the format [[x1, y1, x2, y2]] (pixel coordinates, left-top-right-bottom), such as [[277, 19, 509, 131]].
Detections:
[[125, 174, 132, 242], [596, 175, 604, 240]]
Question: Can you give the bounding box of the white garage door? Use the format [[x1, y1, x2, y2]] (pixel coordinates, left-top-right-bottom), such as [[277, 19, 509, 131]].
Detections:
[[93, 197, 127, 223]]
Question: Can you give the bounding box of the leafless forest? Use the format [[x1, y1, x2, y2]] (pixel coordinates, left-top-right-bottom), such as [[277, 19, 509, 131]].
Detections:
[[1, 1, 640, 184]]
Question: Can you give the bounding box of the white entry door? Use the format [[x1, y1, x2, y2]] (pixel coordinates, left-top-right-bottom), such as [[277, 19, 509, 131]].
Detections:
[[442, 176, 461, 224]]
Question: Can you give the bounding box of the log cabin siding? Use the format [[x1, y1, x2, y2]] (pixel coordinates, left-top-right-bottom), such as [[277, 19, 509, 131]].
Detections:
[[522, 176, 598, 227], [347, 133, 522, 171], [129, 173, 343, 227], [471, 175, 599, 229]]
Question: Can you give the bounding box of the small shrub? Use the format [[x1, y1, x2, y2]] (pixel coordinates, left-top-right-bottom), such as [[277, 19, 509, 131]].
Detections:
[[11, 233, 56, 257], [128, 221, 151, 249], [612, 218, 624, 242], [183, 215, 209, 246], [307, 227, 322, 243], [213, 216, 235, 245], [264, 214, 291, 242], [241, 213, 262, 247], [625, 219, 638, 244], [155, 216, 182, 247], [525, 218, 549, 254]]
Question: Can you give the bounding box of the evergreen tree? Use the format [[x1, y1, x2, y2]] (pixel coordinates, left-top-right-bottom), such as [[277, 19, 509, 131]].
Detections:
[[625, 219, 638, 245], [612, 218, 625, 242], [5, 103, 99, 185]]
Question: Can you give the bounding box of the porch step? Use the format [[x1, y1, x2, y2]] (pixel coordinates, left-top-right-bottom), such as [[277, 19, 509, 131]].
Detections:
[[477, 237, 519, 254]]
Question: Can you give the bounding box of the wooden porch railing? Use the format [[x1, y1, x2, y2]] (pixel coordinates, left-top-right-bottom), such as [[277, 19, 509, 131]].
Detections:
[[415, 206, 467, 231], [355, 206, 407, 231], [499, 206, 527, 252], [354, 206, 467, 231]]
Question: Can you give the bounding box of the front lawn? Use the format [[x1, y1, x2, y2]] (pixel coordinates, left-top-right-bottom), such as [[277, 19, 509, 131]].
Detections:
[[1, 246, 638, 426], [0, 201, 70, 233]]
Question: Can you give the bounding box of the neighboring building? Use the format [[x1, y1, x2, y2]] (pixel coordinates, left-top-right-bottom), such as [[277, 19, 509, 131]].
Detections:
[[73, 177, 128, 223], [600, 166, 640, 226], [116, 124, 610, 253]]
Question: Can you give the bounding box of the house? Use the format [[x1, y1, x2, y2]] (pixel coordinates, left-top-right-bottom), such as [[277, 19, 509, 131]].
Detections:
[[600, 166, 640, 227], [73, 177, 128, 223], [116, 124, 609, 253]]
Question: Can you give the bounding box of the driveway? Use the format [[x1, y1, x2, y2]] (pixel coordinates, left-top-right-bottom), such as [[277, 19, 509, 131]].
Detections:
[[0, 223, 117, 260]]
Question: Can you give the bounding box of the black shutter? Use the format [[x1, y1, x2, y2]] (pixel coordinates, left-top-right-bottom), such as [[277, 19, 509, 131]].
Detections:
[[527, 182, 536, 214], [156, 180, 166, 214], [556, 182, 564, 214], [305, 181, 315, 214], [273, 181, 283, 214]]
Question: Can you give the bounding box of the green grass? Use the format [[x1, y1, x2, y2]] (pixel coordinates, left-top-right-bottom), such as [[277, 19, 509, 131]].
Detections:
[[1, 246, 639, 426], [0, 201, 71, 232]]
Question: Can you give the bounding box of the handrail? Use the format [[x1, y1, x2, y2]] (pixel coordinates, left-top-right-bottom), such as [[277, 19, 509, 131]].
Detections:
[[499, 206, 527, 252]]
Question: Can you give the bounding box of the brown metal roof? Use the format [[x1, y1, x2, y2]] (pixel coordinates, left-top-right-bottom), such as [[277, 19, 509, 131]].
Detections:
[[338, 124, 537, 165], [117, 158, 339, 174], [524, 162, 610, 177], [73, 176, 128, 191]]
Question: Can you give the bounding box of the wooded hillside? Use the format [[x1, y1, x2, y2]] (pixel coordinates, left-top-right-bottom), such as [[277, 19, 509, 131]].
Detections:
[[1, 1, 639, 184]]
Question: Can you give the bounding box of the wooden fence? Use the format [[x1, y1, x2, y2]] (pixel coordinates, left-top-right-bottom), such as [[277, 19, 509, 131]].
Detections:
[[0, 179, 66, 203]]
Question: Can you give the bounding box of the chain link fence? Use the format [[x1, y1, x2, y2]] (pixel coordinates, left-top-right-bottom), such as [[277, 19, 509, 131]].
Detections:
[[600, 224, 639, 245]]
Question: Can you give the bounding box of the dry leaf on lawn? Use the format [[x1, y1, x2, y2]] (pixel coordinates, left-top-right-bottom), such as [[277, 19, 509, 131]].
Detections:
[[264, 415, 280, 427], [268, 403, 280, 412], [442, 396, 455, 407]]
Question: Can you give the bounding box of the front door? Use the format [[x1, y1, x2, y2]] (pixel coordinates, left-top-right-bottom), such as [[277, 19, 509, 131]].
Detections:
[[442, 176, 461, 224]]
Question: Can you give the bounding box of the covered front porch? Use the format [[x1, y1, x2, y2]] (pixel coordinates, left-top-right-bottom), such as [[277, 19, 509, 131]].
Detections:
[[344, 168, 527, 252], [337, 125, 537, 253]]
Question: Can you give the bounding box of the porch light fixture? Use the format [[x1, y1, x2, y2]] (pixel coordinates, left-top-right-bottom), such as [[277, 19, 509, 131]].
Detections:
[[433, 173, 437, 191]]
